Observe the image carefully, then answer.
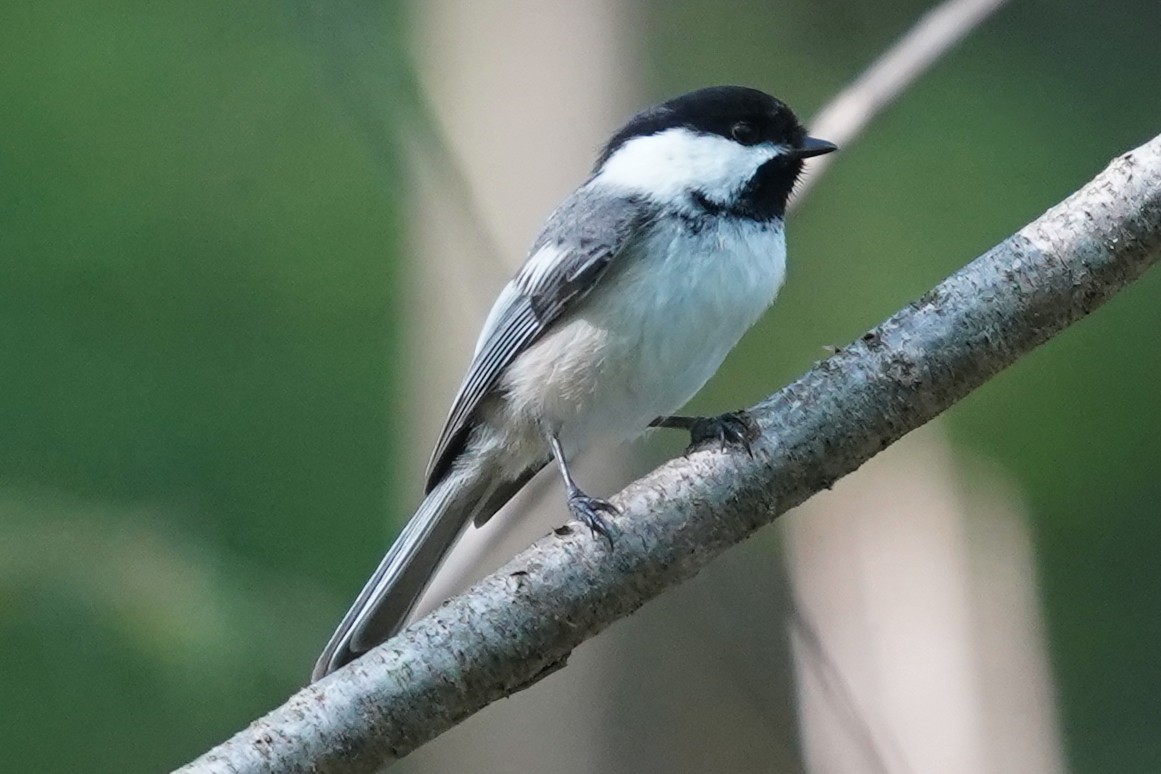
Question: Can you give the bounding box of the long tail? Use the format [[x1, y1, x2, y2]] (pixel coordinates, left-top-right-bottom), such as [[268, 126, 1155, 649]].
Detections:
[[311, 466, 489, 681], [311, 458, 544, 681]]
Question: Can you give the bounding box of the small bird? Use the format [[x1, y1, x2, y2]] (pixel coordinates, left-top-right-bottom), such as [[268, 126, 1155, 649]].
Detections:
[[312, 85, 835, 680]]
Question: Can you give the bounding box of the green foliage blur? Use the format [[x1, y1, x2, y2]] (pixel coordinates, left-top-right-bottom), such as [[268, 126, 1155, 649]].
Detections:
[[1, 0, 1160, 772]]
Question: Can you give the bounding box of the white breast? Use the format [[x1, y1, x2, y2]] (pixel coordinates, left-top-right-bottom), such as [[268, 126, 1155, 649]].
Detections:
[[500, 215, 786, 460]]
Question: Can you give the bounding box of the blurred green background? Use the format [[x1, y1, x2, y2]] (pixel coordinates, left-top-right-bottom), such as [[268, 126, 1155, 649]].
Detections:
[[2, 0, 1160, 771]]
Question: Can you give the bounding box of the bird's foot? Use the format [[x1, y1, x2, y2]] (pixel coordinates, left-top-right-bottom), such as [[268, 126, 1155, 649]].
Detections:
[[566, 488, 619, 550], [653, 410, 760, 456]]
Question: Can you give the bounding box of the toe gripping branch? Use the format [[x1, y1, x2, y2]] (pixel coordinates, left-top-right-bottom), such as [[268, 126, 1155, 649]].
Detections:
[[550, 433, 619, 549], [650, 410, 760, 456]]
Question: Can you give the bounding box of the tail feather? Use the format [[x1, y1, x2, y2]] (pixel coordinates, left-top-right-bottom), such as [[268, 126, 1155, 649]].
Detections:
[[311, 468, 490, 681]]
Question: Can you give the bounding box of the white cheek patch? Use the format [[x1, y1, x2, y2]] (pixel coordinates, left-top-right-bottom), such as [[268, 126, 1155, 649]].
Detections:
[[595, 127, 788, 204]]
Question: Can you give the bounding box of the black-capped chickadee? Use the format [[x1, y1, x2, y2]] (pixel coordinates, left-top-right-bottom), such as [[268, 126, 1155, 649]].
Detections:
[[312, 85, 835, 680]]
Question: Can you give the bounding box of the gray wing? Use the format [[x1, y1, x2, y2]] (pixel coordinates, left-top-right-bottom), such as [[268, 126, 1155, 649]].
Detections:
[[424, 189, 651, 491]]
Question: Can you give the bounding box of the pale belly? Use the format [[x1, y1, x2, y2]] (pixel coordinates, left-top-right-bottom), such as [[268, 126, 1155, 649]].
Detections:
[[495, 217, 786, 466]]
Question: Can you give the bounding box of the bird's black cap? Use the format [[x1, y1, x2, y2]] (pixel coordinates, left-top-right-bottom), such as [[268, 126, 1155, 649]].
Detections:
[[596, 85, 826, 169]]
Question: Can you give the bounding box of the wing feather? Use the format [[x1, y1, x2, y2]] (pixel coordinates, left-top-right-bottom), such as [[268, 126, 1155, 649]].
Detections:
[[424, 190, 649, 491]]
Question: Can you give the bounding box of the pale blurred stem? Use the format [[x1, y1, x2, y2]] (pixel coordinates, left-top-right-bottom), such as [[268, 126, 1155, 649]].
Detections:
[[176, 135, 1161, 774], [794, 0, 1010, 208]]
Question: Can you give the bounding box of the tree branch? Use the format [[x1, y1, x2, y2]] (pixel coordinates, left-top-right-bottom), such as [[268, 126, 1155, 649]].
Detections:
[[176, 136, 1161, 774]]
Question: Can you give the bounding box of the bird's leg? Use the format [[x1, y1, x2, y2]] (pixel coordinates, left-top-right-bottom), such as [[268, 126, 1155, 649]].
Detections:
[[650, 410, 760, 456], [549, 434, 617, 549]]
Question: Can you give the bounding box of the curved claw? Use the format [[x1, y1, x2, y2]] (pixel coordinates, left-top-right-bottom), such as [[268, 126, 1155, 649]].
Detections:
[[567, 491, 619, 550], [688, 411, 760, 456]]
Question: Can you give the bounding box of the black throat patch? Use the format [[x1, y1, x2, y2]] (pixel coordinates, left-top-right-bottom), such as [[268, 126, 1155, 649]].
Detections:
[[689, 154, 803, 223]]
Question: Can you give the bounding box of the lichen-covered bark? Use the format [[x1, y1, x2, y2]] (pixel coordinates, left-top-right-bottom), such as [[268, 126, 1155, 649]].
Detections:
[[176, 135, 1161, 774]]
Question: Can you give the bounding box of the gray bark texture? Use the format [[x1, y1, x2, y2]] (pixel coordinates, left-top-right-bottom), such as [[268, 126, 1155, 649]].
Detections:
[[176, 134, 1161, 774]]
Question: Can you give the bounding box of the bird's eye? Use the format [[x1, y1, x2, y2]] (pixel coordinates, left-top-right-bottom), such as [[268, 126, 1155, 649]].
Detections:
[[731, 121, 759, 145]]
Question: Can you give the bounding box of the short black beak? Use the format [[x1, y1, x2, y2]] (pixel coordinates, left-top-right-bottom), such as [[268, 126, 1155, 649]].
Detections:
[[796, 136, 838, 158]]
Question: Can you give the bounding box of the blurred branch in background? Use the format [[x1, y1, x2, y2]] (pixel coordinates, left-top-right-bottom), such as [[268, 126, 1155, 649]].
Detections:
[[788, 431, 1064, 774], [399, 5, 647, 772], [793, 0, 1010, 205], [175, 134, 1161, 774]]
